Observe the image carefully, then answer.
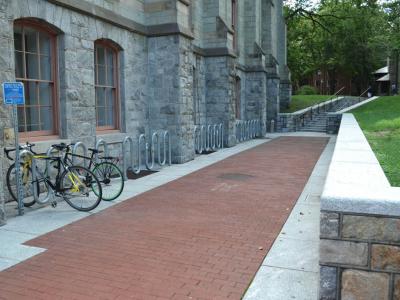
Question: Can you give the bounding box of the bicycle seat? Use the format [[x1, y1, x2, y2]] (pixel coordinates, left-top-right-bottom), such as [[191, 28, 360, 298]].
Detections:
[[88, 148, 103, 154], [52, 143, 68, 151]]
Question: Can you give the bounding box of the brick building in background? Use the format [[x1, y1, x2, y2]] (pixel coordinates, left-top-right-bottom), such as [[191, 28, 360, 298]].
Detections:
[[0, 0, 290, 223]]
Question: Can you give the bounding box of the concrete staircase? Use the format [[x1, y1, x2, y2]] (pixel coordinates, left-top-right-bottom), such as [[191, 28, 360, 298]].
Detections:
[[298, 113, 328, 132]]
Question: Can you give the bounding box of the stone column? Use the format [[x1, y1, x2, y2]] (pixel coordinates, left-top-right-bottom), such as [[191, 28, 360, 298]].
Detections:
[[280, 79, 292, 110], [147, 35, 195, 164], [204, 55, 236, 147], [0, 16, 17, 225], [266, 74, 280, 131], [244, 71, 267, 135], [62, 16, 96, 146]]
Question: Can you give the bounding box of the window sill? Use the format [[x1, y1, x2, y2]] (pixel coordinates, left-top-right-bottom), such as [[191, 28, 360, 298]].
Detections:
[[96, 129, 121, 135], [96, 130, 128, 144], [19, 135, 61, 143]]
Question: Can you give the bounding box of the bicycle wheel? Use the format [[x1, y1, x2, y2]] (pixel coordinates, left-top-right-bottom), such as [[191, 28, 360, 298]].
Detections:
[[6, 163, 37, 207], [92, 161, 124, 201], [60, 166, 102, 211]]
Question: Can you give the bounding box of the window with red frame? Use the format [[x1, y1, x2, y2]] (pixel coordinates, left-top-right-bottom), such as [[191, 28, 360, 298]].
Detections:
[[94, 41, 119, 130], [14, 21, 58, 136]]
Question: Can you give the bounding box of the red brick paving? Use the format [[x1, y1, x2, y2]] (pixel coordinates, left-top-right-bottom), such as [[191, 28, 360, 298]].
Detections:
[[0, 137, 328, 300]]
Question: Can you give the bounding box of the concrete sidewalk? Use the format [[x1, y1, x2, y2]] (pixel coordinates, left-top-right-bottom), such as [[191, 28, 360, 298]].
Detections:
[[0, 134, 333, 299], [244, 135, 335, 299]]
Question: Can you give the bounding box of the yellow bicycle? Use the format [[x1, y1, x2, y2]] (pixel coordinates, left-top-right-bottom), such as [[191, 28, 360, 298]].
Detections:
[[5, 143, 103, 211]]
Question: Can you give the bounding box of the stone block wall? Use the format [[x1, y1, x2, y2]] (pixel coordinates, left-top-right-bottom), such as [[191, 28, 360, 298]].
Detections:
[[319, 113, 400, 300], [205, 56, 236, 147], [326, 114, 342, 134], [266, 75, 280, 129], [320, 212, 400, 300], [280, 79, 291, 110], [147, 34, 195, 163]]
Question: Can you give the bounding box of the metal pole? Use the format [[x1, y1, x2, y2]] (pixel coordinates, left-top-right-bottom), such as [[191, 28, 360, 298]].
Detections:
[[13, 106, 24, 216]]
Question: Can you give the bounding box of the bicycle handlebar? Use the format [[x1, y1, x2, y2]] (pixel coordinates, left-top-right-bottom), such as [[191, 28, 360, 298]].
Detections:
[[4, 142, 37, 161]]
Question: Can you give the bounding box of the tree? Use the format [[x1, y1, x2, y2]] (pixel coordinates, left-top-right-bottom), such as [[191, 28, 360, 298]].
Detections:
[[285, 0, 390, 94]]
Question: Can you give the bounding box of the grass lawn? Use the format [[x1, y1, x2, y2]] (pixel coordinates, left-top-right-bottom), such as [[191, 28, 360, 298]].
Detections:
[[351, 96, 400, 186], [282, 95, 333, 113]]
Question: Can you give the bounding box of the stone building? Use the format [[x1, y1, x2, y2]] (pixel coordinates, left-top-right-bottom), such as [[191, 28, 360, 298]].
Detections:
[[0, 0, 290, 223]]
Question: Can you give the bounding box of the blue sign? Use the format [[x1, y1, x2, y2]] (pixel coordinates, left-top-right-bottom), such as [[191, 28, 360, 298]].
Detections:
[[2, 82, 25, 105]]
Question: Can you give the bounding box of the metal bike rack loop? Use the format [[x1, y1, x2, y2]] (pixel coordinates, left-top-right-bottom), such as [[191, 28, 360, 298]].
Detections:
[[94, 139, 109, 163], [72, 142, 88, 167]]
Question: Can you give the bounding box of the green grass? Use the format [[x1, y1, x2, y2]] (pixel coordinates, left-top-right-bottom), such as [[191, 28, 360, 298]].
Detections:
[[351, 96, 400, 186], [282, 95, 333, 113]]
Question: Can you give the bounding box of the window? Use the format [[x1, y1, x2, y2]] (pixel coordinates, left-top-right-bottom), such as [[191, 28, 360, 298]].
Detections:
[[14, 20, 58, 136], [231, 0, 237, 50], [94, 40, 119, 130]]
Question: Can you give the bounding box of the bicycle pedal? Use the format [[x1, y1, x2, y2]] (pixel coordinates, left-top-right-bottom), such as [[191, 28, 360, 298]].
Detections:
[[51, 201, 57, 208]]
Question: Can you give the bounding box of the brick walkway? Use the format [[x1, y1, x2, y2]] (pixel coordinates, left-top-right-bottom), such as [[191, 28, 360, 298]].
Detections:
[[0, 137, 328, 300]]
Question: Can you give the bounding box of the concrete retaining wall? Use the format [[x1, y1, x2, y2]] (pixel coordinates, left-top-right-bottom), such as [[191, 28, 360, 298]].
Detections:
[[319, 114, 400, 300]]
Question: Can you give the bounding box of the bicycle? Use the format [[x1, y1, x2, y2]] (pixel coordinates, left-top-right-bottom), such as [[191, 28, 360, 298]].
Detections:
[[5, 143, 103, 212], [64, 144, 124, 201], [5, 142, 44, 207]]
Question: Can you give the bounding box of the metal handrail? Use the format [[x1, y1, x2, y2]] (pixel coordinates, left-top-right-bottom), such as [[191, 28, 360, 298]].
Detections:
[[295, 87, 346, 131], [358, 87, 370, 102]]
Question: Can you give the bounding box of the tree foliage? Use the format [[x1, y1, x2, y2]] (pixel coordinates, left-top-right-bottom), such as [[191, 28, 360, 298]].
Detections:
[[285, 0, 393, 93]]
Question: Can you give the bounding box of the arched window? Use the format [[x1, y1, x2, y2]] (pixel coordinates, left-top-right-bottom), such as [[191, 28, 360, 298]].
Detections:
[[14, 20, 58, 136], [94, 40, 119, 130]]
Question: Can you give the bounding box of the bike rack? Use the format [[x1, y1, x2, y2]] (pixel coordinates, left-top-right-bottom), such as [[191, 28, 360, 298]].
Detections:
[[236, 119, 261, 143], [122, 130, 172, 180], [157, 130, 171, 167], [94, 139, 109, 163], [72, 142, 88, 168], [194, 123, 224, 154]]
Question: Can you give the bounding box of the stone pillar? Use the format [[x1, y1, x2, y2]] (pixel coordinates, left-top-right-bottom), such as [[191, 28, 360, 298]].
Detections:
[[244, 71, 267, 135], [266, 74, 280, 131], [0, 16, 17, 225], [280, 79, 291, 110], [205, 56, 236, 147], [148, 35, 195, 164], [62, 16, 96, 146]]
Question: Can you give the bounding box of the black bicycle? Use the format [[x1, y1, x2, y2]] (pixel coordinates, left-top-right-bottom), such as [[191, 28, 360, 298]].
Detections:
[[64, 144, 124, 201], [5, 143, 103, 212]]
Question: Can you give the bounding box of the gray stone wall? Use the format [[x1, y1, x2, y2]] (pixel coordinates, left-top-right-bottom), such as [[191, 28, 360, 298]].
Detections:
[[205, 56, 236, 147], [280, 79, 292, 110], [193, 54, 207, 126], [148, 35, 195, 163], [243, 71, 267, 131], [320, 212, 400, 300], [266, 75, 280, 130]]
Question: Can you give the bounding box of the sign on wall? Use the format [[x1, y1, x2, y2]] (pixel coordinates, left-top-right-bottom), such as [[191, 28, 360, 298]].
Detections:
[[2, 82, 25, 105]]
